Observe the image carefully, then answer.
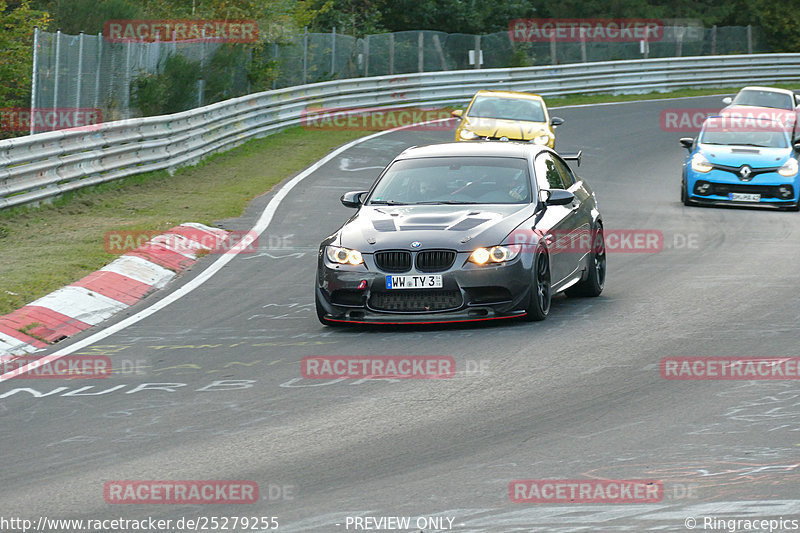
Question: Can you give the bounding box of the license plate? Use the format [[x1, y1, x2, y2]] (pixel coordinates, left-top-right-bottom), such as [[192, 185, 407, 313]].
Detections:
[[729, 192, 761, 202], [385, 274, 443, 289]]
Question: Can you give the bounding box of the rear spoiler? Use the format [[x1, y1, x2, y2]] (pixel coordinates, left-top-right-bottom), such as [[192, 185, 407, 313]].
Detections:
[[561, 150, 582, 167]]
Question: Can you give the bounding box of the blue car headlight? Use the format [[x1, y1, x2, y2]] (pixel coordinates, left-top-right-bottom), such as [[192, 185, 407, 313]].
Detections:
[[779, 158, 798, 178], [691, 153, 712, 173]]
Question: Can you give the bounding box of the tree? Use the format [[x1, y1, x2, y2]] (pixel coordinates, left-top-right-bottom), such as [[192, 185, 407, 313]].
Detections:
[[0, 0, 50, 136]]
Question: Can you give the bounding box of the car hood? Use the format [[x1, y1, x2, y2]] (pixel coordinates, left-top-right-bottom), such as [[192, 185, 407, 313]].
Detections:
[[721, 105, 797, 124], [338, 204, 534, 252], [698, 144, 791, 168], [463, 117, 549, 140]]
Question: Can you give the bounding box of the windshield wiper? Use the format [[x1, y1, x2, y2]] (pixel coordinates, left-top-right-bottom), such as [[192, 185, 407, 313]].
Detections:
[[413, 200, 480, 205], [369, 200, 408, 205]]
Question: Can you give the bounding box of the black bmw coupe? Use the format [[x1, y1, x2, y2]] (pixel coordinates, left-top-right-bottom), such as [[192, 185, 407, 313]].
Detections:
[[315, 142, 605, 325]]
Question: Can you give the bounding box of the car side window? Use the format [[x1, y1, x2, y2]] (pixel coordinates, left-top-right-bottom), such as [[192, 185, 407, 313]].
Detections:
[[552, 156, 576, 188], [534, 153, 566, 190]]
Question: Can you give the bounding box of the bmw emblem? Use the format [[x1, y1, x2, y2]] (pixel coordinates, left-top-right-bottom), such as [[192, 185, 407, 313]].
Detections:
[[410, 241, 422, 248]]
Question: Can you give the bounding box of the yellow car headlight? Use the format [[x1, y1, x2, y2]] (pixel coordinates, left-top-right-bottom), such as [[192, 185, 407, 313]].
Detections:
[[459, 129, 479, 140], [326, 246, 363, 265], [532, 135, 550, 145], [469, 245, 521, 265], [779, 158, 798, 177], [691, 153, 712, 173]]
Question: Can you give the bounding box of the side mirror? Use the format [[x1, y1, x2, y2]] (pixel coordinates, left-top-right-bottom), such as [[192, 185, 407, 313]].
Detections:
[[544, 189, 575, 206], [341, 190, 367, 208], [550, 116, 565, 127], [722, 97, 733, 105], [562, 150, 582, 167], [679, 137, 694, 150], [451, 109, 463, 118]]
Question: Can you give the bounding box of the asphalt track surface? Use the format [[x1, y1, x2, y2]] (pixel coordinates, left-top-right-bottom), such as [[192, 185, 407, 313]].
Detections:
[[2, 95, 800, 532]]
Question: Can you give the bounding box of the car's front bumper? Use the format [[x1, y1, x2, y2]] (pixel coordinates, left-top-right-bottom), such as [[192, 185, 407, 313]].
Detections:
[[316, 251, 534, 324], [686, 168, 800, 208]]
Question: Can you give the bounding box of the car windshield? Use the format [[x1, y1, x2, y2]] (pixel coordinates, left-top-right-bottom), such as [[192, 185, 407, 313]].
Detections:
[[699, 118, 789, 148], [368, 156, 532, 205], [467, 96, 546, 122], [731, 89, 795, 110]]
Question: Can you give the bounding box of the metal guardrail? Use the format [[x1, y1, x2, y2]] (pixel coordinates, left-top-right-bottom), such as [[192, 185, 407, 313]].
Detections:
[[3, 53, 800, 209]]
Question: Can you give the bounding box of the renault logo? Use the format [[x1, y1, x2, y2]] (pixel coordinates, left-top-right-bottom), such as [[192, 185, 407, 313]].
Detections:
[[739, 165, 752, 180], [410, 241, 421, 248]]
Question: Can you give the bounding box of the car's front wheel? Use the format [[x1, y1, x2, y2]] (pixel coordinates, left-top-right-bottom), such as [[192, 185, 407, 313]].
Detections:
[[681, 179, 692, 206], [522, 248, 551, 321], [566, 225, 605, 298]]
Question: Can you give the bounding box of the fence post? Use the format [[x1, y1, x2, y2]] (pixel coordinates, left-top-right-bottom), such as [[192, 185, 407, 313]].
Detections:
[[331, 26, 336, 76], [418, 31, 424, 72], [389, 33, 394, 75], [550, 34, 557, 65], [52, 29, 62, 130], [76, 31, 84, 111], [676, 26, 684, 57], [303, 26, 308, 84], [29, 26, 39, 135], [711, 25, 717, 55], [580, 30, 587, 62], [94, 32, 102, 113], [273, 42, 278, 89], [747, 24, 752, 54], [474, 35, 481, 69], [364, 34, 370, 77], [123, 39, 131, 119]]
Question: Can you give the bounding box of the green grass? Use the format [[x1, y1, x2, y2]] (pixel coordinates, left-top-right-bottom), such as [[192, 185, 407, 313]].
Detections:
[[2, 83, 797, 318]]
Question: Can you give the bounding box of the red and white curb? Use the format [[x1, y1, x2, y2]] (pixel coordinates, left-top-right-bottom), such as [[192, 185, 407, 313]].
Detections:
[[0, 223, 229, 357]]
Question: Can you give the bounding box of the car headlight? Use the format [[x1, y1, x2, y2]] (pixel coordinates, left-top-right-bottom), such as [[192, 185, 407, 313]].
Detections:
[[469, 245, 521, 265], [778, 158, 799, 177], [691, 153, 712, 173], [459, 129, 479, 140], [326, 245, 364, 265], [531, 135, 550, 145]]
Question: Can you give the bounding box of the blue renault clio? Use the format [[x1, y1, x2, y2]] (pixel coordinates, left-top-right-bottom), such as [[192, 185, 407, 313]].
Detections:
[[680, 115, 800, 210]]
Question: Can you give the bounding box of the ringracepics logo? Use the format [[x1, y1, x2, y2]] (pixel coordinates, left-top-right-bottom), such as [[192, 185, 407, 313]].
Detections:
[[103, 20, 258, 43], [300, 356, 456, 379], [661, 108, 797, 133], [1, 108, 102, 132], [301, 107, 453, 131], [509, 479, 663, 503], [509, 19, 664, 42], [104, 481, 258, 504]]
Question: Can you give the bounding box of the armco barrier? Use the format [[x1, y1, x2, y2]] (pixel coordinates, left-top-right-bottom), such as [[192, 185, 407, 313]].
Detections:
[[2, 54, 800, 209]]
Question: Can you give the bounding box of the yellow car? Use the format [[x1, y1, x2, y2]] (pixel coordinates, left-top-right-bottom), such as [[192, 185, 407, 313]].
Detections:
[[452, 90, 564, 148]]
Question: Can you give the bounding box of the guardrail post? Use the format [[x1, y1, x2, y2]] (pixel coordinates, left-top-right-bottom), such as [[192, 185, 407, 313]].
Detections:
[[418, 32, 424, 72], [29, 26, 39, 136], [53, 29, 62, 131]]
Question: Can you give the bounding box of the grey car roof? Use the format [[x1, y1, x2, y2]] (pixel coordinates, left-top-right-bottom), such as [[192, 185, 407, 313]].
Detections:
[[395, 141, 549, 160]]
